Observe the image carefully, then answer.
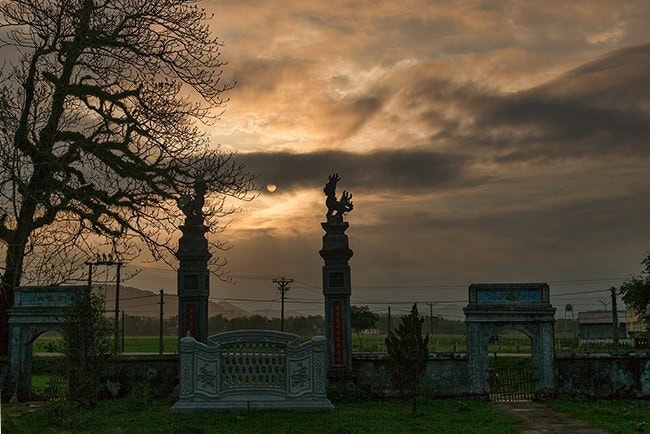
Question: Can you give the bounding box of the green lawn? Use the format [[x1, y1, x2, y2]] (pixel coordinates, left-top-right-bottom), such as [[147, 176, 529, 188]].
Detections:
[[33, 335, 179, 354], [548, 399, 650, 434], [35, 332, 633, 355], [1, 397, 519, 433]]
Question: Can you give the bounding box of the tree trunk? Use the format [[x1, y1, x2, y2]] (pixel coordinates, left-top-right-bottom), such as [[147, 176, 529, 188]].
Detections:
[[0, 242, 27, 355], [0, 195, 38, 355]]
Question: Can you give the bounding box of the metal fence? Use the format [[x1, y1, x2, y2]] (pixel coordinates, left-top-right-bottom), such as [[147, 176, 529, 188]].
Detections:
[[488, 366, 535, 402]]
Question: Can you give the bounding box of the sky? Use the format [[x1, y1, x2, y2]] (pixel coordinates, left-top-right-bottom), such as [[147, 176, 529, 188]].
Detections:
[[131, 0, 650, 319]]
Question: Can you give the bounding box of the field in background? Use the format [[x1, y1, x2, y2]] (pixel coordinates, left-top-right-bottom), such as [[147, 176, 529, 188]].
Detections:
[[30, 332, 596, 355], [34, 331, 634, 356]]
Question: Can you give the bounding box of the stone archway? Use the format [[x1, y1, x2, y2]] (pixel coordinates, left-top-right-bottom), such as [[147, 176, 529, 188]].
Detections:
[[5, 286, 83, 401], [464, 283, 556, 396]]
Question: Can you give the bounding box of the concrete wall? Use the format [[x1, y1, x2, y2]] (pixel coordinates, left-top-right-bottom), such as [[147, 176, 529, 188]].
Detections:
[[356, 352, 650, 399], [556, 352, 650, 398], [13, 352, 650, 400], [102, 354, 178, 398], [352, 353, 471, 397]]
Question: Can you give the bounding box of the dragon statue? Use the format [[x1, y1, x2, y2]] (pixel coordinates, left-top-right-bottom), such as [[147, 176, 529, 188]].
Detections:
[[324, 173, 353, 221]]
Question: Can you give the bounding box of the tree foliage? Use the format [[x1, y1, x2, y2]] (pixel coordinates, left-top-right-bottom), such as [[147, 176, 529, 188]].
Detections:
[[385, 303, 430, 414], [620, 251, 650, 319], [350, 305, 378, 350], [0, 0, 255, 354], [62, 288, 113, 409]]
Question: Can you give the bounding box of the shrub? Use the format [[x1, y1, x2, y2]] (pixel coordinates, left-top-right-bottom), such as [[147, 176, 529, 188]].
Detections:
[[62, 289, 114, 409], [123, 382, 153, 411], [385, 303, 430, 414], [47, 400, 84, 430]]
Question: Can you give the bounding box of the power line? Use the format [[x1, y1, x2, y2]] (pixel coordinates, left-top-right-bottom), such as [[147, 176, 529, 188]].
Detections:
[[106, 294, 157, 303], [264, 292, 279, 318], [549, 288, 611, 297], [121, 301, 159, 309], [124, 264, 626, 291]]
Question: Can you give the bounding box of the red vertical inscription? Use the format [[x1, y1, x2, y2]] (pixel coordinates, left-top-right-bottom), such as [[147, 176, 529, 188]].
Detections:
[[186, 302, 197, 337], [332, 301, 343, 365]]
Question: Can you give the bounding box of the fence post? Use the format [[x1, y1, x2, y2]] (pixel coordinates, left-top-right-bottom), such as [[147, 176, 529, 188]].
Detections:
[[159, 289, 164, 355], [121, 310, 125, 353]]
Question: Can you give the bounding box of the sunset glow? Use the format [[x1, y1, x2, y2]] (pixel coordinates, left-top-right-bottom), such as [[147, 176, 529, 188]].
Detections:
[[128, 0, 650, 318]]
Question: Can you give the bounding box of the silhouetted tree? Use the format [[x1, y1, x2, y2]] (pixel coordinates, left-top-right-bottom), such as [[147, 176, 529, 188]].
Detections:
[[0, 0, 255, 356], [351, 305, 378, 350], [62, 289, 113, 408], [620, 251, 650, 319], [385, 303, 430, 414]]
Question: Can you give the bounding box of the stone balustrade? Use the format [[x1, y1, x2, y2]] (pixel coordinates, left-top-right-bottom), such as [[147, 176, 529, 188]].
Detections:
[[171, 330, 332, 412]]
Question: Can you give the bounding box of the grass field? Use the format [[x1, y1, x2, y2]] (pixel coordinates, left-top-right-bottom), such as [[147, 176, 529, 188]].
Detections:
[[1, 397, 519, 433], [35, 331, 631, 356], [33, 333, 538, 354], [7, 394, 650, 433], [33, 335, 180, 354], [548, 399, 650, 434]]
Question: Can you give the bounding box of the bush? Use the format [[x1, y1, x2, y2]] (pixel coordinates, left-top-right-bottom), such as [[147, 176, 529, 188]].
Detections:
[[32, 355, 64, 374], [123, 382, 153, 411], [62, 290, 114, 409], [385, 303, 430, 414], [47, 400, 84, 430], [327, 380, 371, 404]]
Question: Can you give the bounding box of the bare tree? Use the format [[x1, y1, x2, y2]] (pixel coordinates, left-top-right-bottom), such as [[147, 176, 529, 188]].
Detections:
[[0, 0, 255, 356]]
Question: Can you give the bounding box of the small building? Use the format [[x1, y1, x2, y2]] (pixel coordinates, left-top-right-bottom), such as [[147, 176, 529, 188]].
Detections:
[[577, 310, 630, 346], [625, 308, 647, 348], [626, 308, 646, 335]]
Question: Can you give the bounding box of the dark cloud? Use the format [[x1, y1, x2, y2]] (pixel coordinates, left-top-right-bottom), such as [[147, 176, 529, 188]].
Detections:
[[411, 43, 650, 161], [236, 149, 475, 192], [227, 57, 315, 94], [327, 96, 385, 140]]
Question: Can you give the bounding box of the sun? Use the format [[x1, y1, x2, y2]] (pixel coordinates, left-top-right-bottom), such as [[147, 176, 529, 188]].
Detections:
[[266, 184, 277, 193]]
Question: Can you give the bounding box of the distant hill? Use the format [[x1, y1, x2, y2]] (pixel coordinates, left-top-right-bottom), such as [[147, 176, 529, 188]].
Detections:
[[93, 285, 249, 319], [249, 308, 313, 318]]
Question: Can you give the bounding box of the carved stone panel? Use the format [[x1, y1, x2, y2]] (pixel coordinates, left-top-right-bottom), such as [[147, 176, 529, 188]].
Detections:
[[288, 358, 311, 394]]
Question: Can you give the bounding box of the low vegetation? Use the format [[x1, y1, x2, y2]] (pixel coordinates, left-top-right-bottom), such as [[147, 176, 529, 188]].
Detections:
[[2, 397, 518, 433], [548, 398, 650, 434]]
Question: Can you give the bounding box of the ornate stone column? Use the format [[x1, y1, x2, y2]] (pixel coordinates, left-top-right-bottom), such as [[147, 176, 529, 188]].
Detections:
[[319, 174, 354, 377], [176, 178, 211, 343]]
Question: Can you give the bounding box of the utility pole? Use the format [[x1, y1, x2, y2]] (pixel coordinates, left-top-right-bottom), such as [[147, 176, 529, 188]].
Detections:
[[85, 254, 123, 354], [387, 306, 391, 334], [611, 286, 618, 349], [159, 289, 165, 355], [121, 310, 125, 352], [115, 261, 122, 353], [426, 302, 436, 335], [273, 277, 293, 332], [86, 262, 93, 289]]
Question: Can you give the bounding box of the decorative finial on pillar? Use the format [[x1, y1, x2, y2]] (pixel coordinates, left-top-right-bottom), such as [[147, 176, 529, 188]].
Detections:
[[177, 176, 207, 226], [323, 173, 353, 223]]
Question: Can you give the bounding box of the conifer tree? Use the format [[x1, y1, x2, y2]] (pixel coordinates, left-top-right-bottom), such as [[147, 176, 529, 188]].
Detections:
[[385, 303, 430, 414], [62, 289, 113, 408]]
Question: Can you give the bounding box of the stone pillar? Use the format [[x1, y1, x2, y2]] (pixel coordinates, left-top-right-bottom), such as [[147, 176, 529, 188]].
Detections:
[[176, 178, 211, 343], [319, 173, 354, 377], [465, 322, 489, 394], [646, 305, 650, 347], [536, 321, 556, 391], [320, 220, 353, 376], [6, 324, 31, 400]]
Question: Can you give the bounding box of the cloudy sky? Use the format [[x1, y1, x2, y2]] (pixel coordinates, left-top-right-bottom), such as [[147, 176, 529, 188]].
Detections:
[[130, 0, 650, 319]]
